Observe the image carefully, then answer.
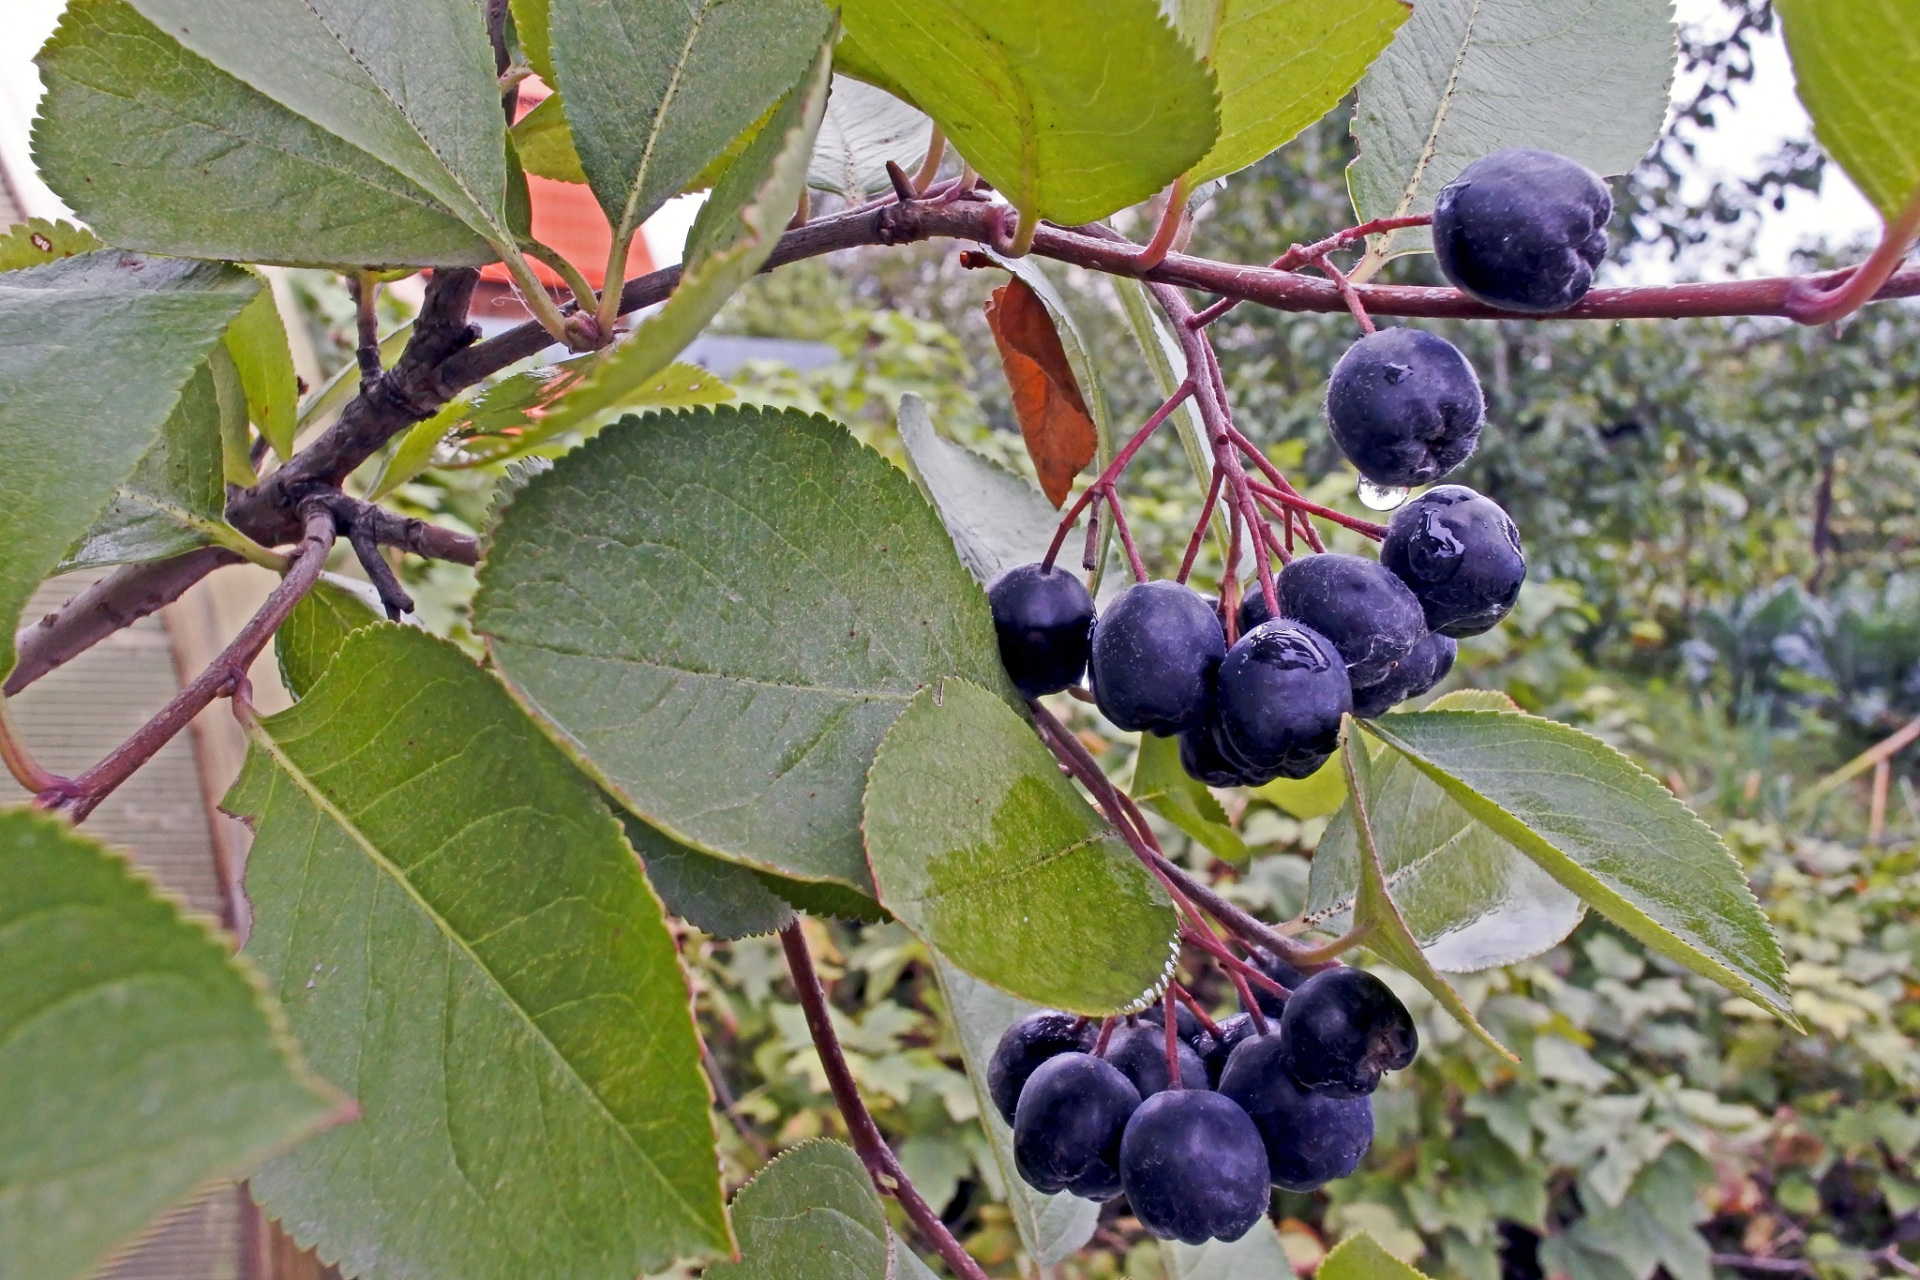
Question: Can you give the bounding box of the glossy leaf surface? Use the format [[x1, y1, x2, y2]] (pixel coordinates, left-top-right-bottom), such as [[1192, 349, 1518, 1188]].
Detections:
[[273, 576, 385, 701], [1347, 0, 1673, 260], [835, 0, 1220, 224], [230, 627, 729, 1280], [865, 680, 1177, 1013], [0, 251, 256, 683], [1364, 710, 1796, 1024], [35, 0, 496, 267], [0, 809, 338, 1280], [476, 405, 1009, 892]]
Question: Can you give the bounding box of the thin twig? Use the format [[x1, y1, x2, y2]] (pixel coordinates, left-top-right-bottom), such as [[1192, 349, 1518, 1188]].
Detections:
[[350, 273, 382, 395], [778, 924, 989, 1280], [1041, 381, 1195, 570], [48, 504, 337, 824], [1175, 468, 1224, 585], [1248, 482, 1389, 538]]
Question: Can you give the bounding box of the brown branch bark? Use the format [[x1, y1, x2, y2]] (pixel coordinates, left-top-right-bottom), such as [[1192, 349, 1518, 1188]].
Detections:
[[49, 504, 337, 823], [778, 923, 991, 1280]]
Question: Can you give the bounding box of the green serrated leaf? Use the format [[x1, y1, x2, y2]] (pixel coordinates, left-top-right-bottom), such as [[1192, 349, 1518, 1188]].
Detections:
[[1161, 1219, 1294, 1280], [0, 251, 257, 685], [229, 626, 731, 1280], [0, 217, 102, 272], [1338, 720, 1517, 1059], [1310, 693, 1584, 974], [623, 812, 795, 941], [865, 680, 1178, 1014], [531, 40, 833, 439], [511, 92, 588, 184], [810, 76, 935, 199], [476, 403, 1010, 892], [224, 279, 301, 460], [1347, 0, 1674, 261], [1361, 710, 1797, 1025], [550, 0, 832, 245], [928, 954, 1099, 1266], [0, 808, 341, 1280], [1319, 1231, 1434, 1280], [273, 576, 385, 700], [1777, 0, 1920, 220], [35, 0, 496, 267], [836, 0, 1220, 226], [125, 0, 518, 255], [1132, 731, 1249, 863], [59, 356, 237, 573], [705, 1140, 889, 1280], [755, 873, 893, 924], [896, 393, 1061, 587], [511, 0, 555, 83], [1169, 0, 1410, 187]]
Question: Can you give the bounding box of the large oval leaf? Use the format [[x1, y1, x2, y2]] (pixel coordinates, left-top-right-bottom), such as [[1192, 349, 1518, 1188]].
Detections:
[[548, 0, 832, 241], [0, 809, 339, 1280], [1362, 710, 1796, 1025], [0, 251, 258, 685], [1777, 0, 1920, 220], [836, 0, 1220, 225], [474, 404, 1012, 894], [864, 680, 1177, 1013], [1347, 0, 1674, 262], [228, 626, 730, 1280], [706, 1140, 933, 1280], [35, 0, 496, 267]]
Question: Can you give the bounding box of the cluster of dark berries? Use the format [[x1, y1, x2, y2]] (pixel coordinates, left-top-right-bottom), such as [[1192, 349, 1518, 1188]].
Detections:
[[989, 963, 1417, 1244], [988, 484, 1522, 785]]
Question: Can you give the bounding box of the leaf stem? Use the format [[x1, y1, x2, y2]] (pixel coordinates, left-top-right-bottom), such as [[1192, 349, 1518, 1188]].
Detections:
[[1131, 176, 1194, 273], [1783, 177, 1920, 325], [520, 238, 601, 319], [502, 250, 580, 349], [0, 699, 68, 795], [1246, 483, 1388, 539], [911, 129, 946, 192], [777, 923, 991, 1280]]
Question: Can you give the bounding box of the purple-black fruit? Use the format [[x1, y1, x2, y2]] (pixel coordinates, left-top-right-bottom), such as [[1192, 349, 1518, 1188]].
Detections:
[[1278, 968, 1418, 1098], [1243, 949, 1306, 1020], [1178, 723, 1262, 788], [988, 563, 1096, 698], [1218, 1032, 1375, 1191], [1014, 1052, 1140, 1199], [1089, 581, 1226, 734], [1102, 1023, 1209, 1098], [1215, 621, 1351, 780], [1325, 328, 1485, 488], [1202, 1012, 1260, 1086], [1380, 486, 1525, 637], [1350, 631, 1457, 718], [1119, 1090, 1271, 1244], [989, 1009, 1094, 1124], [1276, 553, 1426, 686], [1432, 149, 1612, 314]]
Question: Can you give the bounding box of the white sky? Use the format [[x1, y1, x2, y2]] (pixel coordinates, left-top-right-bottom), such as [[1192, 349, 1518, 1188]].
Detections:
[[0, 0, 1885, 277]]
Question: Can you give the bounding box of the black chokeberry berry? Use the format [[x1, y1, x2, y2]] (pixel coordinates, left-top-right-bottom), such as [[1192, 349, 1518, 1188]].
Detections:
[[1178, 723, 1260, 788], [1380, 485, 1526, 637], [1243, 948, 1306, 1020], [1277, 967, 1418, 1098], [1119, 1090, 1271, 1244], [988, 1010, 1094, 1125], [1102, 1023, 1209, 1098], [1432, 149, 1613, 314], [1013, 1052, 1140, 1199], [1088, 581, 1225, 734], [988, 563, 1096, 698], [1217, 1031, 1375, 1191], [1202, 1012, 1260, 1086], [1276, 553, 1426, 687], [1325, 328, 1485, 488], [1350, 631, 1457, 719], [1215, 621, 1350, 780]]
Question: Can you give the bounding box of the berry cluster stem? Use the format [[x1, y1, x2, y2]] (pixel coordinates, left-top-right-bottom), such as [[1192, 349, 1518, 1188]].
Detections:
[[1188, 214, 1434, 329], [1042, 381, 1196, 575]]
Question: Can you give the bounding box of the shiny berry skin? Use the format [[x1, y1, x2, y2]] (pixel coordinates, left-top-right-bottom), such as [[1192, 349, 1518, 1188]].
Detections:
[[1277, 968, 1418, 1098], [1217, 1032, 1375, 1191], [1178, 723, 1261, 788], [1013, 1052, 1140, 1199], [1089, 581, 1225, 734], [989, 1010, 1094, 1124], [1432, 149, 1613, 314], [1202, 1012, 1260, 1086], [1276, 553, 1427, 686], [1102, 1023, 1209, 1098], [1350, 631, 1457, 718], [1243, 949, 1306, 1020], [988, 563, 1096, 698], [1215, 621, 1351, 780], [1119, 1090, 1271, 1244], [1325, 328, 1485, 488], [1380, 485, 1526, 637]]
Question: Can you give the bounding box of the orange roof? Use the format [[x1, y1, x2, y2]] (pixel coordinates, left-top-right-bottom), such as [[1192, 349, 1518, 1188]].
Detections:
[[480, 85, 653, 291]]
